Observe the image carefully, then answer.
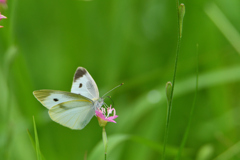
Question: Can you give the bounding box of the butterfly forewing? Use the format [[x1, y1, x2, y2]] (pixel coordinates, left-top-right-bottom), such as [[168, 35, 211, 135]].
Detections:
[[71, 67, 99, 99], [49, 100, 95, 129], [33, 90, 92, 109]]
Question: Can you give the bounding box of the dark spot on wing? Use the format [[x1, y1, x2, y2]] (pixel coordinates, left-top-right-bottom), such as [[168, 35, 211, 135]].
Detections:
[[79, 83, 83, 88], [74, 67, 87, 82], [53, 98, 59, 102], [59, 104, 68, 110]]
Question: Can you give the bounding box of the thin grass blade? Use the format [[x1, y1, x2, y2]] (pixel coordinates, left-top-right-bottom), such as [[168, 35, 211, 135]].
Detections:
[[175, 44, 199, 160], [27, 129, 36, 152]]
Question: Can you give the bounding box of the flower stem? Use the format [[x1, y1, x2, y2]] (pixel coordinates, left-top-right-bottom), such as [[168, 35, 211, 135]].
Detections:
[[102, 127, 108, 160]]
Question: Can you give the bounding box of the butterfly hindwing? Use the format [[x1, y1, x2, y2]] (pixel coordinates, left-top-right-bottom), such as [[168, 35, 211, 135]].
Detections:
[[33, 89, 92, 109], [71, 67, 99, 99], [49, 100, 95, 129]]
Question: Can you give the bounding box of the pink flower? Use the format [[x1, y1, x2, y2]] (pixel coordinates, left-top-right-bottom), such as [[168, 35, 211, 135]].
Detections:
[[96, 105, 118, 124], [0, 0, 6, 4], [0, 13, 6, 20], [0, 13, 6, 28]]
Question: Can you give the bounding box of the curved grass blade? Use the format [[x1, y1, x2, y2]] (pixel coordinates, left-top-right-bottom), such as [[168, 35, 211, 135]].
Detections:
[[205, 3, 240, 55], [213, 141, 240, 160], [27, 116, 45, 160], [33, 116, 41, 160], [27, 129, 36, 152]]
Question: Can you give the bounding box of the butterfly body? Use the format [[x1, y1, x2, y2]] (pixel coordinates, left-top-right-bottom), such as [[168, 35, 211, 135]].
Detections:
[[93, 98, 104, 110], [33, 67, 104, 130]]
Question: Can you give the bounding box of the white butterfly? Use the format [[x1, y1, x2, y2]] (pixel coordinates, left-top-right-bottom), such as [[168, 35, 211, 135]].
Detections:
[[33, 67, 110, 130]]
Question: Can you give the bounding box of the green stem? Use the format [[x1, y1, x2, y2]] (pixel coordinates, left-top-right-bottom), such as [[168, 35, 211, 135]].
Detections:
[[162, 0, 184, 159], [102, 127, 108, 160], [162, 29, 182, 160]]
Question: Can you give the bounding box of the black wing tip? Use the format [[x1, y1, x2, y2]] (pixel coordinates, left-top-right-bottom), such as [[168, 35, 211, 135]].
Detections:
[[76, 66, 85, 70], [74, 67, 87, 82]]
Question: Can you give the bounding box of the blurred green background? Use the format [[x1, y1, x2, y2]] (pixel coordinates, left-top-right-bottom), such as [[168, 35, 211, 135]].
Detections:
[[1, 0, 240, 159]]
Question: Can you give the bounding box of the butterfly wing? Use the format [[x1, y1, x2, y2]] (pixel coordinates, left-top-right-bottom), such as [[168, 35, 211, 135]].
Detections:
[[49, 100, 95, 130], [71, 67, 99, 99], [33, 89, 92, 109]]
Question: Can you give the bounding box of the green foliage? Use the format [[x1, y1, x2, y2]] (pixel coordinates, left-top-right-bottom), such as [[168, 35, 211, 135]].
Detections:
[[89, 134, 191, 160], [0, 0, 240, 160]]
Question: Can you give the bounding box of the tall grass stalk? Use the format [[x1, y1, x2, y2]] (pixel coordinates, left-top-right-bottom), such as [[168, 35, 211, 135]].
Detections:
[[1, 46, 17, 158], [1, 0, 19, 156], [175, 44, 199, 160], [162, 1, 185, 159]]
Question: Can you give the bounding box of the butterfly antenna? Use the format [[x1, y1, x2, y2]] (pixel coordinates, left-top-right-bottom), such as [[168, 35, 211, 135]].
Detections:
[[102, 83, 124, 98], [106, 96, 114, 107]]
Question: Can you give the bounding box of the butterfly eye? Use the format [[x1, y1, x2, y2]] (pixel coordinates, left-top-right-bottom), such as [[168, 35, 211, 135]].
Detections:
[[79, 83, 83, 88], [53, 98, 59, 102]]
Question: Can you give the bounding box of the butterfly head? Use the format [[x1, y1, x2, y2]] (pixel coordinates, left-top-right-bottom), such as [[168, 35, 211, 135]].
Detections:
[[93, 98, 104, 110], [94, 96, 113, 111]]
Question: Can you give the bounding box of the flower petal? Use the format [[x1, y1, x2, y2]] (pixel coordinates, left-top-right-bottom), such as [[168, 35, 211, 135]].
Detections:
[[106, 118, 116, 123], [95, 110, 106, 120], [0, 14, 7, 20], [0, 0, 6, 4]]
